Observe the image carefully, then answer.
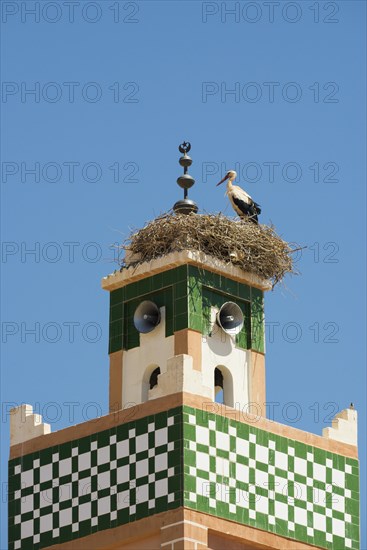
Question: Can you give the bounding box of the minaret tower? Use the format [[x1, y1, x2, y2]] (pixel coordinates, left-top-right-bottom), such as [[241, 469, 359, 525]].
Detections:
[[107, 142, 266, 419], [9, 144, 359, 550]]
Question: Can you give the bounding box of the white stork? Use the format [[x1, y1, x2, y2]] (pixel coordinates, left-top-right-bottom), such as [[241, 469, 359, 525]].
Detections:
[[216, 170, 261, 224]]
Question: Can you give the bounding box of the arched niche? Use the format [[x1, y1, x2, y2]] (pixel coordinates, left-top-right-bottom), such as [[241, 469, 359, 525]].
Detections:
[[142, 364, 161, 402], [214, 365, 234, 407]]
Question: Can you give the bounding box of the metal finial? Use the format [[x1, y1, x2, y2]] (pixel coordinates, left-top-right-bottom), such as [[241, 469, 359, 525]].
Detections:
[[173, 141, 198, 215], [179, 142, 191, 154]]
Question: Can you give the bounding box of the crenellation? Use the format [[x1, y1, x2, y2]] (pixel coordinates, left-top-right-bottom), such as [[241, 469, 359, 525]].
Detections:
[[10, 404, 51, 447], [323, 407, 358, 446]]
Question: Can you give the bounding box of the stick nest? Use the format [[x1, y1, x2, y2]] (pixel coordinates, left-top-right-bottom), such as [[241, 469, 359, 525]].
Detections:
[[121, 213, 296, 287]]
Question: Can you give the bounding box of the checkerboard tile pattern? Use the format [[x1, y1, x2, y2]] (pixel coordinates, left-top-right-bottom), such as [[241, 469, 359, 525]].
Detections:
[[8, 405, 360, 550], [183, 407, 360, 550], [8, 408, 183, 550]]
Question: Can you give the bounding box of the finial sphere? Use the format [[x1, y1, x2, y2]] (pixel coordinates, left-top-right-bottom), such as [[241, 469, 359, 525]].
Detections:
[[177, 174, 195, 189], [179, 155, 192, 168]]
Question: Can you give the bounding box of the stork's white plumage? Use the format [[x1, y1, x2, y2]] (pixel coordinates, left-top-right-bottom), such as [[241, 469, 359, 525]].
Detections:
[[216, 170, 261, 224]]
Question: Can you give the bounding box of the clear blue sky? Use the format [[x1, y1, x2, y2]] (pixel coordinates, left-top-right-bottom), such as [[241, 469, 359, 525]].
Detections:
[[1, 1, 365, 548]]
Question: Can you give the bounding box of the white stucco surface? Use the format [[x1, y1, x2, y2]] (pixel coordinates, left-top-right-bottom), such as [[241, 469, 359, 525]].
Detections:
[[201, 308, 250, 408], [122, 307, 174, 407], [149, 354, 212, 401]]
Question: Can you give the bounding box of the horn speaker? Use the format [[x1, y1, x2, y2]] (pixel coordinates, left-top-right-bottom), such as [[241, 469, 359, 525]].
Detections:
[[133, 301, 161, 333], [216, 302, 244, 335]]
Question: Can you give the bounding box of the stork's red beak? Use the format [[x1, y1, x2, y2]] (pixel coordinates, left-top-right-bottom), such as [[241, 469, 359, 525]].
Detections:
[[216, 173, 229, 186]]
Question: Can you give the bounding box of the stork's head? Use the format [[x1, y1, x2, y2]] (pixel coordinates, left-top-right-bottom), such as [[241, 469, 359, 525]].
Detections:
[[216, 170, 237, 186]]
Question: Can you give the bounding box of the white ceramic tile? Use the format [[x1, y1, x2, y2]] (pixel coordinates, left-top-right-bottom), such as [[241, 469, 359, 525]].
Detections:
[[332, 469, 345, 487], [255, 494, 268, 515], [98, 446, 110, 465], [216, 431, 230, 451], [97, 471, 110, 490], [196, 451, 210, 472], [256, 445, 268, 464], [97, 496, 110, 516], [196, 426, 210, 446], [117, 465, 129, 484], [255, 468, 268, 489], [78, 453, 90, 472], [294, 457, 307, 477], [274, 451, 288, 471], [21, 469, 33, 488], [21, 519, 33, 539], [155, 478, 167, 498], [314, 512, 326, 531], [59, 508, 72, 527], [136, 434, 149, 453], [21, 494, 33, 514], [313, 463, 326, 483], [59, 483, 72, 503], [155, 427, 167, 447], [136, 459, 149, 478], [155, 453, 167, 472], [275, 500, 288, 521], [332, 518, 345, 538], [137, 484, 148, 503], [295, 506, 307, 526], [40, 513, 53, 533]]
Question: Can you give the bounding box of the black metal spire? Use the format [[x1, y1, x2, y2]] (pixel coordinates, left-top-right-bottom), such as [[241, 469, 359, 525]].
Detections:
[[173, 141, 198, 214]]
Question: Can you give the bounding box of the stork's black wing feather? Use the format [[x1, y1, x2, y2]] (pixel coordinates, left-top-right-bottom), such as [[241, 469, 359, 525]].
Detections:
[[232, 196, 261, 215], [232, 196, 252, 215], [232, 196, 261, 224]]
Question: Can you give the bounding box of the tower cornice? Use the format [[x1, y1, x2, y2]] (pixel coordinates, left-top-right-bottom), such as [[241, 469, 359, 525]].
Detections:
[[102, 250, 272, 293]]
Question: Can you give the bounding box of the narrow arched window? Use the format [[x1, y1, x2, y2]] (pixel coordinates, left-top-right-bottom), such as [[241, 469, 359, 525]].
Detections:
[[214, 367, 224, 404], [142, 364, 161, 402], [149, 367, 161, 389], [214, 366, 234, 407]]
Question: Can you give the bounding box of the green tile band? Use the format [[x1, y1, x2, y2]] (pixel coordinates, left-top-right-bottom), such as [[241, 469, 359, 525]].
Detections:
[[108, 266, 264, 353]]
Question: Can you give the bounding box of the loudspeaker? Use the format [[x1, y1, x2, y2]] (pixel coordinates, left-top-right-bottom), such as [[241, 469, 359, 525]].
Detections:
[[133, 301, 161, 334], [217, 302, 244, 335]]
